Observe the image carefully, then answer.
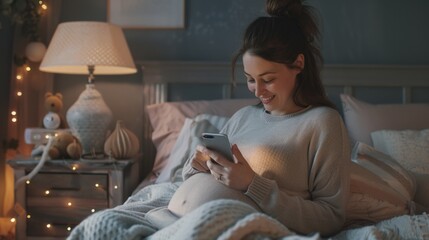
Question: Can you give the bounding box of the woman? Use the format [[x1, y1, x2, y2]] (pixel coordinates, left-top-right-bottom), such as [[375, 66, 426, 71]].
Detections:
[[168, 0, 350, 237], [68, 1, 350, 239]]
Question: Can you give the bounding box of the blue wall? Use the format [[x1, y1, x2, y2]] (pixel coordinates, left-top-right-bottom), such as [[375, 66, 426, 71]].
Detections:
[[58, 0, 429, 64], [313, 0, 429, 64]]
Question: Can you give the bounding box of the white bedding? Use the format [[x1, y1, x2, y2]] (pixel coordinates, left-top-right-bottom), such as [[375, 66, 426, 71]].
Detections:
[[68, 180, 429, 240]]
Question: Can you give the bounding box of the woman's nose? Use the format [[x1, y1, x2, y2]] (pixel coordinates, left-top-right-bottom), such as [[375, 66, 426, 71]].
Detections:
[[254, 83, 264, 97]]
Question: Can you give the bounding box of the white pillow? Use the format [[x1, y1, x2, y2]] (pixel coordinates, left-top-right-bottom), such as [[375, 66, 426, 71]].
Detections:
[[346, 142, 416, 226], [146, 98, 258, 178], [155, 114, 230, 183], [371, 129, 429, 174], [340, 94, 429, 145], [371, 129, 429, 211]]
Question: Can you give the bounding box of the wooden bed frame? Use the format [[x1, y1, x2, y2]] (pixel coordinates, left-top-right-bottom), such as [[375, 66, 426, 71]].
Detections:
[[138, 61, 429, 179]]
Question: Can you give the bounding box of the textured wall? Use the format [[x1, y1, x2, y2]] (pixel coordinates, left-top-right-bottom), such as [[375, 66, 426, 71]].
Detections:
[[57, 0, 429, 64]]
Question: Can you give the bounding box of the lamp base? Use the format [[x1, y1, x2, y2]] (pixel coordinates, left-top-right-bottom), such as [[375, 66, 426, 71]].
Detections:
[[66, 84, 112, 154]]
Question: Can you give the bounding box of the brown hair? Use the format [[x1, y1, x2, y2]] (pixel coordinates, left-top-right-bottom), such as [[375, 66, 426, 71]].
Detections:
[[232, 0, 336, 109]]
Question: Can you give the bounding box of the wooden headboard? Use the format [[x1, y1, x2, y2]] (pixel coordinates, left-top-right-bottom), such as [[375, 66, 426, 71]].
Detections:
[[141, 61, 429, 100], [138, 61, 429, 178]]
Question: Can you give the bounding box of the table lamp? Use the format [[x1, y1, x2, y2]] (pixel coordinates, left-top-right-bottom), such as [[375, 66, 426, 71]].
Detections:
[[40, 21, 137, 155]]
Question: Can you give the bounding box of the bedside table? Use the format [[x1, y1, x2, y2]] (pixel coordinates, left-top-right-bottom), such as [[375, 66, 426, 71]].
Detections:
[[8, 158, 139, 240]]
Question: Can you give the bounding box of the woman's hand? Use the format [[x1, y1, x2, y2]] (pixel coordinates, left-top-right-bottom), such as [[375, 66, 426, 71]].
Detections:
[[205, 144, 255, 191], [189, 145, 212, 173]]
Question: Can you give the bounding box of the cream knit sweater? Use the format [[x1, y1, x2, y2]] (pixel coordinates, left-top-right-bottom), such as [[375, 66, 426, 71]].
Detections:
[[183, 105, 351, 237]]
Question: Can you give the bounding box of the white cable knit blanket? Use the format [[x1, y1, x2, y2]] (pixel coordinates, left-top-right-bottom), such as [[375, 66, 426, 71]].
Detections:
[[67, 182, 429, 240]]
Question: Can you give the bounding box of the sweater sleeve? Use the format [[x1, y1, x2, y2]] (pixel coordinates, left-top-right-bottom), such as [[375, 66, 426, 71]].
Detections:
[[244, 112, 351, 237], [181, 155, 200, 180]]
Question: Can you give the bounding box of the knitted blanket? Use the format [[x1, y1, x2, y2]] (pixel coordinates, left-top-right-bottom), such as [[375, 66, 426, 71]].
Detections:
[[68, 182, 429, 240]]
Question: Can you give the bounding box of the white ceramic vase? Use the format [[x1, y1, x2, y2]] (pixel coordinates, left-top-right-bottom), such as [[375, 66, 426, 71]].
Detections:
[[66, 84, 112, 154]]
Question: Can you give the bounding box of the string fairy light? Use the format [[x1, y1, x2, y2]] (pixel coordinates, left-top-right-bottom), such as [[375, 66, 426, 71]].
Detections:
[[6, 2, 65, 236], [8, 0, 48, 139], [9, 145, 129, 238]]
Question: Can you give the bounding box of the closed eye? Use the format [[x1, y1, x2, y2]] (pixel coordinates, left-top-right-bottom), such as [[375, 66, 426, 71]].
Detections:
[[246, 78, 255, 83]]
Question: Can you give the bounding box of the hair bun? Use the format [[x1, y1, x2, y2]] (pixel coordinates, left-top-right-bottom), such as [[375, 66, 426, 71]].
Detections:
[[266, 0, 302, 18]]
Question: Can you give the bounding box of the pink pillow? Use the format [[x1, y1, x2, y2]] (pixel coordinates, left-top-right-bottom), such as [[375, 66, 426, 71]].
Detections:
[[146, 98, 258, 177], [340, 94, 429, 145], [346, 142, 416, 226]]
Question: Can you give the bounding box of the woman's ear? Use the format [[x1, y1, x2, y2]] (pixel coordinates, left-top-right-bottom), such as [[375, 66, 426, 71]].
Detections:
[[294, 54, 305, 71]]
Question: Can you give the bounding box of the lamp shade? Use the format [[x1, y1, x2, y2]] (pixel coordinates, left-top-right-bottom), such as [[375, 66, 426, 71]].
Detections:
[[40, 21, 136, 75]]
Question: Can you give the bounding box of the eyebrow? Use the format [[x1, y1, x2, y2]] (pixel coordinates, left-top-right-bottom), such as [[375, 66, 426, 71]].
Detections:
[[244, 71, 276, 77]]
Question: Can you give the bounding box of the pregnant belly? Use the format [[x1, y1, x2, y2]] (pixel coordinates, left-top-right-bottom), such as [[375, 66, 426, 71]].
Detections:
[[168, 173, 259, 217]]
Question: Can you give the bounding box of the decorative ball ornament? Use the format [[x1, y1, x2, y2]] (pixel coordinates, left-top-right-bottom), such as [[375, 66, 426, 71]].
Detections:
[[25, 42, 47, 62], [104, 120, 140, 159], [43, 112, 61, 129]]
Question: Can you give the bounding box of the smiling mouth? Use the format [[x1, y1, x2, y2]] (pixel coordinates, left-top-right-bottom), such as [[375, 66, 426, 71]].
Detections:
[[260, 96, 274, 104]]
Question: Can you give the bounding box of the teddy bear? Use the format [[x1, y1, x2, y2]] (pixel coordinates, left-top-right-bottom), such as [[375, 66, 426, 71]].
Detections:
[[43, 92, 67, 129], [48, 131, 82, 160]]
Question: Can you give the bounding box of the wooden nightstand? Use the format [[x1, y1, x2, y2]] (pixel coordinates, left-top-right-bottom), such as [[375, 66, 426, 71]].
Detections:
[[8, 158, 139, 240]]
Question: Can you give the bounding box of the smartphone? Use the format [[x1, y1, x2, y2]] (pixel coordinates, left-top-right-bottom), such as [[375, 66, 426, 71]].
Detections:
[[201, 133, 234, 162]]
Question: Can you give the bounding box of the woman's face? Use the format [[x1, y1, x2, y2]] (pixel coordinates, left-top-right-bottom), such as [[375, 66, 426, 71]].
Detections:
[[243, 52, 303, 115]]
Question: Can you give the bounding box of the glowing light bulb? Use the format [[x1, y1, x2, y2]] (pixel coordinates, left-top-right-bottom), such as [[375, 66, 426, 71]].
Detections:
[[67, 202, 72, 206], [16, 75, 22, 80], [67, 227, 71, 231], [17, 91, 22, 96], [46, 224, 51, 228], [72, 166, 77, 171], [11, 111, 16, 115], [45, 190, 50, 195], [26, 180, 30, 184], [95, 183, 99, 188], [39, 0, 43, 4], [12, 117, 17, 123], [41, 4, 47, 10], [91, 209, 95, 213], [114, 185, 118, 189], [27, 214, 31, 219], [10, 218, 16, 223], [25, 66, 31, 71]]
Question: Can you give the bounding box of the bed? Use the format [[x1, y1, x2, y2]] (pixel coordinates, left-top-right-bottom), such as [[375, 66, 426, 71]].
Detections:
[[69, 62, 429, 240]]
